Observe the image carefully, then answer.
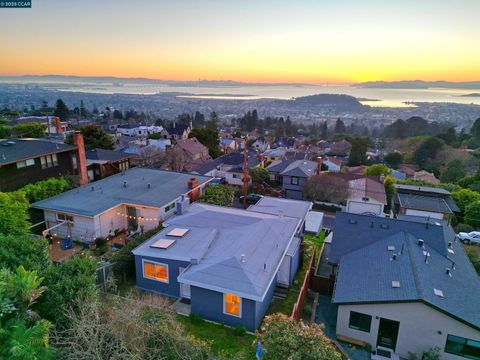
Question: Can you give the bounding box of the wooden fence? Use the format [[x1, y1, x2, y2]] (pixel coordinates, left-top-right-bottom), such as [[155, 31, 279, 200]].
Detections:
[[291, 247, 316, 320]]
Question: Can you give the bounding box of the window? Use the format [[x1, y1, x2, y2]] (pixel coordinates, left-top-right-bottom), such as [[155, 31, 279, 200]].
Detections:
[[349, 311, 372, 332], [16, 158, 35, 168], [143, 260, 169, 283], [165, 202, 176, 212], [40, 154, 58, 169], [445, 334, 480, 359], [232, 174, 238, 179], [291, 176, 299, 185], [57, 213, 74, 222], [224, 293, 241, 317]]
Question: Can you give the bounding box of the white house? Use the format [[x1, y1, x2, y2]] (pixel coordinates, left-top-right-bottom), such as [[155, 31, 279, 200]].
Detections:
[[346, 177, 386, 216], [32, 168, 212, 242], [117, 125, 164, 137]]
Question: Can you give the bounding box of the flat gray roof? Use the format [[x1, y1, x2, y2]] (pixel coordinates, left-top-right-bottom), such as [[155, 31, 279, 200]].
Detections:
[[134, 203, 300, 301], [32, 168, 212, 216], [247, 196, 312, 221]]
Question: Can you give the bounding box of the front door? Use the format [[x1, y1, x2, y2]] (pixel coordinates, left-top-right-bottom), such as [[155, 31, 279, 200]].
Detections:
[[179, 267, 191, 299], [126, 206, 138, 230], [377, 318, 400, 351]]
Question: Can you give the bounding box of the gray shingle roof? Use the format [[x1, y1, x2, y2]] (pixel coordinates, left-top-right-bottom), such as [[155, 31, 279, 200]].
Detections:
[[396, 193, 454, 214], [133, 203, 300, 301], [329, 212, 454, 265], [267, 159, 317, 178], [333, 231, 480, 330], [395, 183, 451, 195], [0, 138, 76, 166], [247, 196, 312, 221], [31, 168, 212, 216], [86, 148, 131, 162]]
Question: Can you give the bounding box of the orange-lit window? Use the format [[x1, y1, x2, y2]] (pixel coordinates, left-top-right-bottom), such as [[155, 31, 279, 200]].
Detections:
[[224, 293, 241, 317], [143, 260, 168, 283]]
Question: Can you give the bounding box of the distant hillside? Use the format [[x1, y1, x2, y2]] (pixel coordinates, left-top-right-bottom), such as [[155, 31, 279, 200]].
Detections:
[[292, 93, 364, 109], [460, 93, 480, 97], [355, 80, 480, 90], [0, 75, 309, 87]]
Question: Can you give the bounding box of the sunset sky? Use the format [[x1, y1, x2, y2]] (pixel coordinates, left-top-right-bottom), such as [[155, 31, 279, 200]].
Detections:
[[0, 0, 479, 83]]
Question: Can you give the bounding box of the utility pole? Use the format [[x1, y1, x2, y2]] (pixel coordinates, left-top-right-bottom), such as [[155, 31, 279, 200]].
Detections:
[[243, 137, 247, 209]]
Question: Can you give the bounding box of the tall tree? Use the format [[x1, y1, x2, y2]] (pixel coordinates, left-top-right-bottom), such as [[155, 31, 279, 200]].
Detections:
[[65, 125, 115, 150], [206, 111, 219, 130], [53, 99, 70, 121], [334, 118, 346, 134], [188, 128, 221, 158], [348, 137, 369, 166], [412, 137, 443, 168], [321, 121, 328, 139]]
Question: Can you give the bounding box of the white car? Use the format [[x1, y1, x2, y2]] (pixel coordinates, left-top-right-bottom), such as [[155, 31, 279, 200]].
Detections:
[[457, 231, 480, 244]]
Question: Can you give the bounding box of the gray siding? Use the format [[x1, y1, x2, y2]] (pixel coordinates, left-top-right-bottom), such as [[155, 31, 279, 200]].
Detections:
[[135, 255, 189, 298], [191, 286, 257, 331], [282, 175, 308, 200], [289, 243, 301, 285], [254, 274, 277, 329]]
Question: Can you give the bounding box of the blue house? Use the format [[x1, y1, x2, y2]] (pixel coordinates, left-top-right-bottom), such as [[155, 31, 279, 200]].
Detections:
[[266, 159, 317, 200], [132, 202, 303, 331]]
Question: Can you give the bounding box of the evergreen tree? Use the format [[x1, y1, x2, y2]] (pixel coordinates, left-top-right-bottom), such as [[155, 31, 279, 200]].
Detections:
[[321, 121, 328, 139], [334, 118, 346, 134], [53, 98, 70, 121], [206, 111, 219, 130]]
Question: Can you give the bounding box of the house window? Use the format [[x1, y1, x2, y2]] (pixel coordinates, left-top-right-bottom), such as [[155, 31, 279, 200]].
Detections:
[[291, 176, 299, 185], [348, 311, 372, 332], [16, 158, 35, 168], [143, 260, 169, 283], [165, 202, 176, 212], [224, 293, 241, 317], [232, 174, 238, 179], [57, 213, 74, 222], [445, 334, 480, 359], [40, 154, 58, 169]]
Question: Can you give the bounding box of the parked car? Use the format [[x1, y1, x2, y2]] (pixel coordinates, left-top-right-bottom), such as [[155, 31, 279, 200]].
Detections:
[[457, 231, 480, 244], [240, 193, 263, 204], [209, 177, 226, 186]]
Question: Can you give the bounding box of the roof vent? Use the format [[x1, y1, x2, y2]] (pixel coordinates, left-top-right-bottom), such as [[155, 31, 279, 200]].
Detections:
[[91, 186, 95, 191], [147, 183, 151, 189], [448, 248, 455, 255], [123, 181, 127, 187], [380, 224, 389, 229], [263, 263, 267, 271], [387, 245, 396, 251], [240, 254, 246, 263], [348, 219, 357, 225], [433, 288, 444, 298], [448, 241, 452, 248], [392, 281, 400, 288], [417, 239, 424, 247], [445, 268, 452, 276], [370, 221, 374, 228], [390, 253, 397, 261]]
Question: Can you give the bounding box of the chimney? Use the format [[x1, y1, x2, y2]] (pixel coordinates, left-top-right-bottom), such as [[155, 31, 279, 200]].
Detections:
[[188, 177, 200, 201], [316, 157, 322, 175], [54, 117, 63, 134], [73, 131, 89, 185]]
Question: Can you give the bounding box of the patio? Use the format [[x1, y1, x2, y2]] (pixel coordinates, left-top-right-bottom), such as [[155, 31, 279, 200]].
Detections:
[[48, 238, 82, 263], [315, 295, 371, 360]]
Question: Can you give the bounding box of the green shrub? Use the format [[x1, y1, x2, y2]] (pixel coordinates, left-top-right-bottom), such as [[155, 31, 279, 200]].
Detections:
[[189, 312, 204, 324], [232, 326, 247, 336], [455, 223, 474, 233]]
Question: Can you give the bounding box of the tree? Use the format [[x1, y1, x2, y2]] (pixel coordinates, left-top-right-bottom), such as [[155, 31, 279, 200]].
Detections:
[[465, 200, 480, 228], [65, 125, 114, 150], [384, 175, 396, 212], [364, 164, 391, 176], [348, 137, 369, 166], [250, 167, 269, 185], [0, 234, 51, 273], [303, 175, 348, 204], [320, 121, 328, 139], [199, 185, 235, 207], [206, 111, 219, 130], [440, 160, 466, 184], [53, 99, 70, 121], [412, 137, 443, 168], [112, 109, 123, 120], [0, 266, 54, 360], [137, 145, 165, 168], [11, 122, 46, 138], [470, 118, 480, 139], [21, 177, 71, 203], [188, 128, 222, 158], [255, 313, 342, 360], [0, 191, 30, 236], [193, 111, 205, 128], [334, 118, 346, 134], [38, 256, 98, 327], [452, 189, 480, 214], [384, 152, 403, 169]]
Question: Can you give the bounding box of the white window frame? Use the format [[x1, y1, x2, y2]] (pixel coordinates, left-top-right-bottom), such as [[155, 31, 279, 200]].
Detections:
[[291, 176, 299, 185], [142, 259, 169, 284], [223, 292, 242, 318], [57, 213, 74, 222]]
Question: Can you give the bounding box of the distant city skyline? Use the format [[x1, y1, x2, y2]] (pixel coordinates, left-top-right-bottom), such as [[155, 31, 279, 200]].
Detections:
[[0, 0, 479, 83]]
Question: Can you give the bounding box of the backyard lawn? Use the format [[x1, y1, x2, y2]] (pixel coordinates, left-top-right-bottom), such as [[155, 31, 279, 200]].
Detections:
[[267, 231, 325, 316], [177, 315, 255, 359]]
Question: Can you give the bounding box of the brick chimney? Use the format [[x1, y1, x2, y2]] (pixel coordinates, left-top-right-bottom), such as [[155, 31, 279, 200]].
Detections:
[[188, 177, 200, 201], [73, 131, 89, 185], [54, 117, 63, 134]]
